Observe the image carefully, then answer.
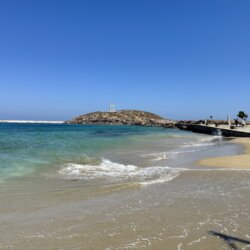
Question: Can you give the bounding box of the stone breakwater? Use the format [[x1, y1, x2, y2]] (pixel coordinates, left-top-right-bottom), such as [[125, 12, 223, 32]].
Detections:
[[178, 124, 250, 137], [66, 110, 176, 128]]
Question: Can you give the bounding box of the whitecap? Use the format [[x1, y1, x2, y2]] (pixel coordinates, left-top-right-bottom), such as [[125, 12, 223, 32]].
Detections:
[[58, 159, 184, 186], [149, 150, 197, 161], [142, 136, 219, 162]]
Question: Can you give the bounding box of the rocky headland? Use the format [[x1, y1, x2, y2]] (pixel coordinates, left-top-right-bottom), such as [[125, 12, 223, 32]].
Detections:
[[66, 110, 250, 130], [66, 110, 176, 128]]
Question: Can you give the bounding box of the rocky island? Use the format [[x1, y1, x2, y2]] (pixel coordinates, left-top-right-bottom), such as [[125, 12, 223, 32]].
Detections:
[[66, 110, 176, 128]]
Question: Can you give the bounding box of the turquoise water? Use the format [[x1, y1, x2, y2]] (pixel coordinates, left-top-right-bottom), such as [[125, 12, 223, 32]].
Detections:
[[1, 123, 250, 250], [0, 123, 224, 183]]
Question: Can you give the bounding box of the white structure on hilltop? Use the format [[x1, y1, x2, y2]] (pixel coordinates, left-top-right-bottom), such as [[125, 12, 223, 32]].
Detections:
[[109, 105, 115, 112]]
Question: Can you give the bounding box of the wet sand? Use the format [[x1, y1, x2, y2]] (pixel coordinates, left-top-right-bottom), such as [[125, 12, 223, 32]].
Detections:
[[199, 138, 250, 169], [1, 170, 250, 250]]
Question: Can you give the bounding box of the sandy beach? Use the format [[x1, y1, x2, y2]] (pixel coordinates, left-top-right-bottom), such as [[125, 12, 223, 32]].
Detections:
[[199, 138, 250, 169]]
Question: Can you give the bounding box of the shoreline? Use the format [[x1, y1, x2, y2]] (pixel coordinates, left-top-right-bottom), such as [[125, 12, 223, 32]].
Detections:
[[198, 138, 250, 169]]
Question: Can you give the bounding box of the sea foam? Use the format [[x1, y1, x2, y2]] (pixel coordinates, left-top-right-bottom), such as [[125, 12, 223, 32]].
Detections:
[[181, 136, 218, 148], [147, 136, 219, 162], [59, 159, 183, 185]]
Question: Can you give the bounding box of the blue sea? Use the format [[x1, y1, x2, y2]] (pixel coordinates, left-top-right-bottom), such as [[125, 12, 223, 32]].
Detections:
[[0, 123, 225, 183], [0, 123, 249, 249]]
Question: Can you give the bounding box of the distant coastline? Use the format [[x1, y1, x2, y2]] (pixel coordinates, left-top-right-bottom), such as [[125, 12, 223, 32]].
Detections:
[[0, 120, 64, 124]]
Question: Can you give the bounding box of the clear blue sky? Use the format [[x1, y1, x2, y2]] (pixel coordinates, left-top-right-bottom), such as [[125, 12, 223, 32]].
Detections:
[[0, 0, 249, 120]]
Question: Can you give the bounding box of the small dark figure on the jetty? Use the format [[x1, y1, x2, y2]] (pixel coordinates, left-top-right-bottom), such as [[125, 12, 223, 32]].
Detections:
[[234, 119, 239, 127], [241, 119, 246, 127]]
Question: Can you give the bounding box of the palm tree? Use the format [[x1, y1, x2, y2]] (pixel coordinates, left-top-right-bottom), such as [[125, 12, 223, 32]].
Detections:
[[237, 111, 248, 120]]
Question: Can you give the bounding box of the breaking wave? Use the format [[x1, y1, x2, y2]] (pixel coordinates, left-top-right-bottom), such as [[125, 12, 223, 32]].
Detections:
[[181, 136, 218, 148], [58, 159, 183, 185], [148, 136, 219, 162]]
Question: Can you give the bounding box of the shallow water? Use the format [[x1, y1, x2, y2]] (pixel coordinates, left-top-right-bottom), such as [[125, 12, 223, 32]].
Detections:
[[0, 124, 249, 249]]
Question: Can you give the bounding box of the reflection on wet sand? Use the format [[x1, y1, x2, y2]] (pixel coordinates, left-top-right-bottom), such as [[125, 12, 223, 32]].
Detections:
[[0, 170, 249, 249]]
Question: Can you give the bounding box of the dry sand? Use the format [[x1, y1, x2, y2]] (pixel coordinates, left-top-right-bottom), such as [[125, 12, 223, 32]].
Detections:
[[198, 138, 250, 169]]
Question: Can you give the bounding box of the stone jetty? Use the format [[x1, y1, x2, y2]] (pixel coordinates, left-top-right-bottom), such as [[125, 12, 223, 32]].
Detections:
[[178, 123, 250, 137]]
